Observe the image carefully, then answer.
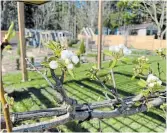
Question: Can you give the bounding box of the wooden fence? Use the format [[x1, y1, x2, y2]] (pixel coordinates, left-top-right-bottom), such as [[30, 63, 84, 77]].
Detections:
[[78, 34, 166, 51]]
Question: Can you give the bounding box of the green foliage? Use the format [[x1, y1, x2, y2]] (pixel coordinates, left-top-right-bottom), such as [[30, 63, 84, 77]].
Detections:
[[68, 39, 78, 47], [155, 48, 166, 59], [47, 41, 63, 57], [132, 56, 150, 79], [79, 40, 86, 55], [4, 21, 16, 42], [138, 79, 147, 88], [4, 93, 14, 107], [86, 65, 99, 80], [104, 49, 130, 69], [104, 1, 141, 29], [4, 45, 12, 50]]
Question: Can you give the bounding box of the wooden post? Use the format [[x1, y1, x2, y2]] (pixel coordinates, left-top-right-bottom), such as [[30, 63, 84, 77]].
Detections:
[[17, 2, 28, 81], [97, 0, 103, 69]]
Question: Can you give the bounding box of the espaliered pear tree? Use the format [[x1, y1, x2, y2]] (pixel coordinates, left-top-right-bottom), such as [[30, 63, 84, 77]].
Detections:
[[1, 41, 166, 132]]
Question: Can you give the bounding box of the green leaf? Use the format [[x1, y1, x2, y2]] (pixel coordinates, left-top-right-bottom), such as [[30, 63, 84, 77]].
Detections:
[[110, 59, 117, 68], [75, 63, 81, 68], [68, 69, 75, 79], [131, 75, 136, 80], [120, 57, 130, 64], [142, 64, 150, 69], [103, 50, 113, 56], [132, 59, 138, 64], [48, 57, 58, 62], [5, 22, 16, 41], [41, 61, 49, 67], [138, 79, 147, 87]]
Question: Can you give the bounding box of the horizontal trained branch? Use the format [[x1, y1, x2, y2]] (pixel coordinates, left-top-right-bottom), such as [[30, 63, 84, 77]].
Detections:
[[11, 97, 165, 132], [1, 90, 165, 123]]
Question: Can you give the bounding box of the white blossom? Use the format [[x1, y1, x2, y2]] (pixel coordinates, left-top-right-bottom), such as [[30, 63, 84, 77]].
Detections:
[[71, 55, 79, 64], [61, 50, 74, 60], [156, 80, 162, 86], [147, 74, 159, 83], [109, 45, 131, 55], [123, 47, 132, 55], [146, 74, 162, 88], [67, 64, 74, 70], [148, 83, 155, 88], [49, 61, 58, 69]]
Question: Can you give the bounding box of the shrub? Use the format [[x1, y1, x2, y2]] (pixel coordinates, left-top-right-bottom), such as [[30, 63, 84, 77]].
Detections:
[[68, 39, 78, 47], [30, 57, 35, 65], [79, 40, 86, 55]]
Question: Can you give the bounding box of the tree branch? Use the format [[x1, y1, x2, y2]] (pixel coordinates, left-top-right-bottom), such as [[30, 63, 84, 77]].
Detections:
[[11, 96, 165, 132], [26, 58, 54, 89]]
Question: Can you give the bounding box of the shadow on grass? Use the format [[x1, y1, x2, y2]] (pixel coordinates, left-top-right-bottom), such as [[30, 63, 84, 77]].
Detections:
[[64, 122, 90, 132], [9, 87, 55, 108]]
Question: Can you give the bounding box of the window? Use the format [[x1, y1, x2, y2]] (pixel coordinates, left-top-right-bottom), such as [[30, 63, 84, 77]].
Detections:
[[146, 30, 151, 35], [152, 30, 157, 35], [130, 29, 138, 35]]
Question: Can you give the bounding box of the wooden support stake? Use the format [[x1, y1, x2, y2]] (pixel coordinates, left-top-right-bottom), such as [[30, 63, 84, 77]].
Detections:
[[97, 0, 103, 69], [17, 2, 28, 81]]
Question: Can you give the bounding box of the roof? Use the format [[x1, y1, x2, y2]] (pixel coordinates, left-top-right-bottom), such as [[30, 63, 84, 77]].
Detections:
[[118, 23, 157, 30]]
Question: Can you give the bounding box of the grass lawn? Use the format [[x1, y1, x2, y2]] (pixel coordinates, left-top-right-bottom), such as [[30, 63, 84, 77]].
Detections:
[[2, 55, 166, 132]]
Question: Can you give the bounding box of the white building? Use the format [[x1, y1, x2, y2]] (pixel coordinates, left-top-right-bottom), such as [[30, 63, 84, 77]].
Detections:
[[117, 23, 158, 36]]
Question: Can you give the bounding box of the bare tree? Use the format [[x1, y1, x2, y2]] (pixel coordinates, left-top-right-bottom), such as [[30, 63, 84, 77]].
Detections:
[[142, 0, 167, 39]]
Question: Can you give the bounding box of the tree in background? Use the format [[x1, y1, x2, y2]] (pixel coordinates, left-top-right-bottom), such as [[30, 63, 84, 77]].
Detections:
[[141, 0, 166, 39], [116, 1, 140, 46], [1, 1, 18, 30]]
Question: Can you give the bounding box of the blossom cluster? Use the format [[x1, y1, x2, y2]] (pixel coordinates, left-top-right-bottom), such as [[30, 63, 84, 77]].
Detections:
[[146, 74, 162, 88], [49, 50, 79, 70], [137, 56, 149, 63], [109, 44, 132, 55]]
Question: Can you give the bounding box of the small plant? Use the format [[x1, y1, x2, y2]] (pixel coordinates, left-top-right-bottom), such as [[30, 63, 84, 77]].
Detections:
[[79, 40, 86, 55], [16, 58, 20, 70], [68, 39, 78, 47], [30, 57, 35, 65]]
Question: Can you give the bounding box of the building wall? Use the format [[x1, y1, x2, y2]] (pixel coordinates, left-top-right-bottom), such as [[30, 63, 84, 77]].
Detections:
[[137, 29, 146, 36]]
